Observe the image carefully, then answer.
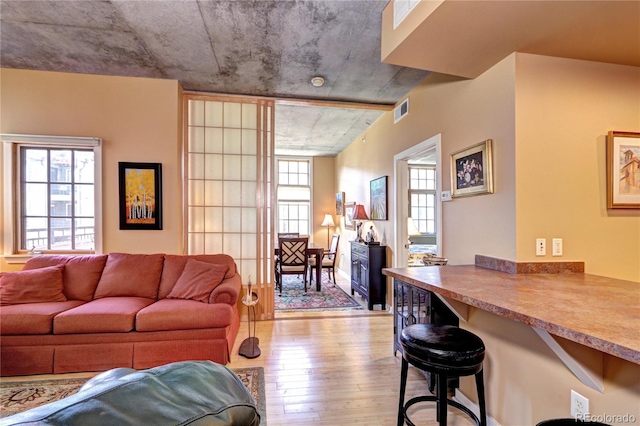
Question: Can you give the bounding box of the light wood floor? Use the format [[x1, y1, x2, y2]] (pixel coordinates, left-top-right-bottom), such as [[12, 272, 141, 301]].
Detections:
[[1, 273, 477, 425], [229, 273, 477, 425]]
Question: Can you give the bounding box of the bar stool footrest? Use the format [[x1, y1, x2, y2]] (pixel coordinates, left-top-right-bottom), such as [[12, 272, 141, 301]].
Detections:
[[403, 395, 481, 426]]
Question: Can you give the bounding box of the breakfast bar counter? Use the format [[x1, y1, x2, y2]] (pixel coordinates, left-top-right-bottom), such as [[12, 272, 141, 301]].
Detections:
[[382, 265, 640, 365]]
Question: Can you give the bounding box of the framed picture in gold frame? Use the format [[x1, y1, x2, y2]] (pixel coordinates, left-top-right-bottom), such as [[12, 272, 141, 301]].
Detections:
[[450, 139, 493, 198], [607, 131, 640, 209]]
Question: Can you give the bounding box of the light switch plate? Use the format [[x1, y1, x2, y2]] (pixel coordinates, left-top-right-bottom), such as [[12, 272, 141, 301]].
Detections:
[[552, 238, 563, 256]]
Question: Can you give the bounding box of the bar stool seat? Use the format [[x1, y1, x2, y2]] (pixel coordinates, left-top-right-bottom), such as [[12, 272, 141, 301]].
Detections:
[[398, 324, 487, 426], [536, 420, 610, 426]]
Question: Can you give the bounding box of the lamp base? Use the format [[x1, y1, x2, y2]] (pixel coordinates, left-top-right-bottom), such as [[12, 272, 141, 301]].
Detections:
[[356, 221, 365, 243]]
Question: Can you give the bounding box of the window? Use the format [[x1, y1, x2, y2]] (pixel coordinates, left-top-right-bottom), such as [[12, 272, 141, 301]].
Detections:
[[277, 159, 310, 235], [2, 134, 102, 259], [409, 166, 436, 234]]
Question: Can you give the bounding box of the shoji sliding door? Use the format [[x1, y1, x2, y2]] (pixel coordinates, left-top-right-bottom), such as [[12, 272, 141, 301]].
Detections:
[[184, 94, 275, 319]]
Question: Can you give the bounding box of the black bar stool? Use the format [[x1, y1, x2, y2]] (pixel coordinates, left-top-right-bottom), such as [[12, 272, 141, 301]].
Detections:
[[398, 323, 487, 426], [537, 420, 610, 425]]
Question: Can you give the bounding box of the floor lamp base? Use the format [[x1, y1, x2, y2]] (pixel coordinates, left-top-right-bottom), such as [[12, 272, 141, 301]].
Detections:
[[239, 337, 261, 359]]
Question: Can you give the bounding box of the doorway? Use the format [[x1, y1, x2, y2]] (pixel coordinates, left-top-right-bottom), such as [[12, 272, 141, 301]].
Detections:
[[393, 134, 442, 268]]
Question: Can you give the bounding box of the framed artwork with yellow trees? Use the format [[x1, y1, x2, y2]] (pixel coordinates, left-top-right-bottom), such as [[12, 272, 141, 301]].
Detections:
[[118, 162, 163, 230]]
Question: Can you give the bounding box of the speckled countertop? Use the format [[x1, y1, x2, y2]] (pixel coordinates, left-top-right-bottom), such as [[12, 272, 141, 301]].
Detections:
[[382, 266, 640, 365]]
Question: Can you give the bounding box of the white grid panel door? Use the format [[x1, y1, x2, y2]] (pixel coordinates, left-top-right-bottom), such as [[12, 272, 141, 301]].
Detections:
[[185, 95, 274, 317]]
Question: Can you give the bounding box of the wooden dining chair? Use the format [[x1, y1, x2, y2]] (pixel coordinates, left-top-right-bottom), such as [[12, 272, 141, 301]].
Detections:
[[310, 233, 340, 285], [275, 232, 302, 276], [275, 236, 309, 294], [277, 232, 300, 240]]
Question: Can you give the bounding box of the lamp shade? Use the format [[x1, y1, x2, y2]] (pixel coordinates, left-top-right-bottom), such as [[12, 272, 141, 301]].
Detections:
[[351, 204, 370, 221], [321, 214, 335, 227], [407, 217, 421, 236]]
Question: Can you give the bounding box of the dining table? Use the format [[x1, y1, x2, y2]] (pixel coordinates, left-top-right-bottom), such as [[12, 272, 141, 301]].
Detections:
[[274, 243, 324, 291]]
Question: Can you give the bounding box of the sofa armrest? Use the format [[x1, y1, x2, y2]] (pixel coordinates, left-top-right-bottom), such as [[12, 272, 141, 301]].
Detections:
[[209, 273, 241, 305]]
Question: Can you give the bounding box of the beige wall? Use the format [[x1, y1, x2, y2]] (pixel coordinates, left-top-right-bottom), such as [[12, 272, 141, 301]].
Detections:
[[335, 53, 640, 424], [311, 156, 337, 249], [0, 69, 183, 272], [515, 54, 640, 281], [336, 54, 518, 276], [336, 53, 640, 281], [462, 308, 640, 425]]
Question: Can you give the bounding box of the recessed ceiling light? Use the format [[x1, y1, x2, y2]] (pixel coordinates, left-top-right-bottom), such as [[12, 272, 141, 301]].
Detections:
[[310, 76, 325, 87]]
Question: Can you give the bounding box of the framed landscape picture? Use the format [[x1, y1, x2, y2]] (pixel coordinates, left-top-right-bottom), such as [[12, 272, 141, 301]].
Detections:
[[607, 131, 640, 209], [370, 176, 388, 220], [335, 192, 345, 215], [450, 139, 494, 198], [344, 202, 356, 230], [119, 162, 163, 230]]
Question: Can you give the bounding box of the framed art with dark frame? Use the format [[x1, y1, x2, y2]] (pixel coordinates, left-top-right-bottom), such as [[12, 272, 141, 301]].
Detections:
[[344, 202, 356, 230], [370, 176, 388, 220], [118, 162, 163, 230], [451, 139, 494, 198], [335, 192, 345, 215], [607, 131, 640, 209]]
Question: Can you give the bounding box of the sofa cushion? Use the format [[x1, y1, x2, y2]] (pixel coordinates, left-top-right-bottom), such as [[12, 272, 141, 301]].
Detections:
[[0, 265, 67, 306], [158, 254, 237, 299], [93, 253, 164, 299], [166, 259, 229, 303], [135, 299, 234, 332], [23, 255, 108, 301], [54, 297, 155, 334], [0, 301, 86, 335]]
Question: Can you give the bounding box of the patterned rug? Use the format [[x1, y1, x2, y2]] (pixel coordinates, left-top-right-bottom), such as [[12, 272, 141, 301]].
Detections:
[[275, 274, 362, 311], [0, 366, 266, 424]]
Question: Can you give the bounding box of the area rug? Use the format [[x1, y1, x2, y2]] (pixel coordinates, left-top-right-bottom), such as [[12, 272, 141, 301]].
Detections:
[[275, 274, 362, 311], [0, 366, 266, 424]]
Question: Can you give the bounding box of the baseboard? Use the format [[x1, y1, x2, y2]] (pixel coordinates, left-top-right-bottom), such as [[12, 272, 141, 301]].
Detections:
[[337, 268, 393, 314], [337, 268, 350, 280], [336, 269, 393, 314], [453, 389, 502, 426]]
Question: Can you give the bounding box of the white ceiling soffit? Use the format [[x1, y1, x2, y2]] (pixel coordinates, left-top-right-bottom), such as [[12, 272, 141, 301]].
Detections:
[[383, 0, 640, 78]]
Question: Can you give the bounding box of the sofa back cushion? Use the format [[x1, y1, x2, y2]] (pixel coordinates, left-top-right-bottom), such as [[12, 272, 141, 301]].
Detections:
[[93, 253, 164, 299], [158, 254, 237, 299], [0, 264, 67, 305], [23, 255, 108, 301], [166, 259, 229, 303]]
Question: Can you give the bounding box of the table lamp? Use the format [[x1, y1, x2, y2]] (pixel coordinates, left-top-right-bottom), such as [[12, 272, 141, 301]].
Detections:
[[320, 213, 335, 248], [352, 204, 370, 243]]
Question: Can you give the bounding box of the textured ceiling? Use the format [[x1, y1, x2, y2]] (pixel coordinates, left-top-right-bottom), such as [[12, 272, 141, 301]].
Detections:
[[0, 0, 429, 157]]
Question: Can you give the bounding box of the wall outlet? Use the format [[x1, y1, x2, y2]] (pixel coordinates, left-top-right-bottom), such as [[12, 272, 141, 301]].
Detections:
[[571, 390, 589, 420], [536, 238, 546, 256], [552, 238, 563, 256]]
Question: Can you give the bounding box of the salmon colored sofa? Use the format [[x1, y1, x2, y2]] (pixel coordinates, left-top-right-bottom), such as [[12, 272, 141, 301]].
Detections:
[[0, 253, 241, 376]]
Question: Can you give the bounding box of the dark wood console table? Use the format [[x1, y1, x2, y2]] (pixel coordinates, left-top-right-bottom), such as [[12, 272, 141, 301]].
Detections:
[[350, 242, 386, 310]]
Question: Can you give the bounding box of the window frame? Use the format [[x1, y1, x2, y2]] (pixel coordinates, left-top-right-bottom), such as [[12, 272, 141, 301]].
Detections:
[[276, 157, 312, 236], [408, 165, 437, 235], [2, 134, 103, 263]]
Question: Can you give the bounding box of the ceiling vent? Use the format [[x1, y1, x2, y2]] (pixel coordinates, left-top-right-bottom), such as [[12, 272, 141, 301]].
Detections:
[[394, 98, 409, 123]]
